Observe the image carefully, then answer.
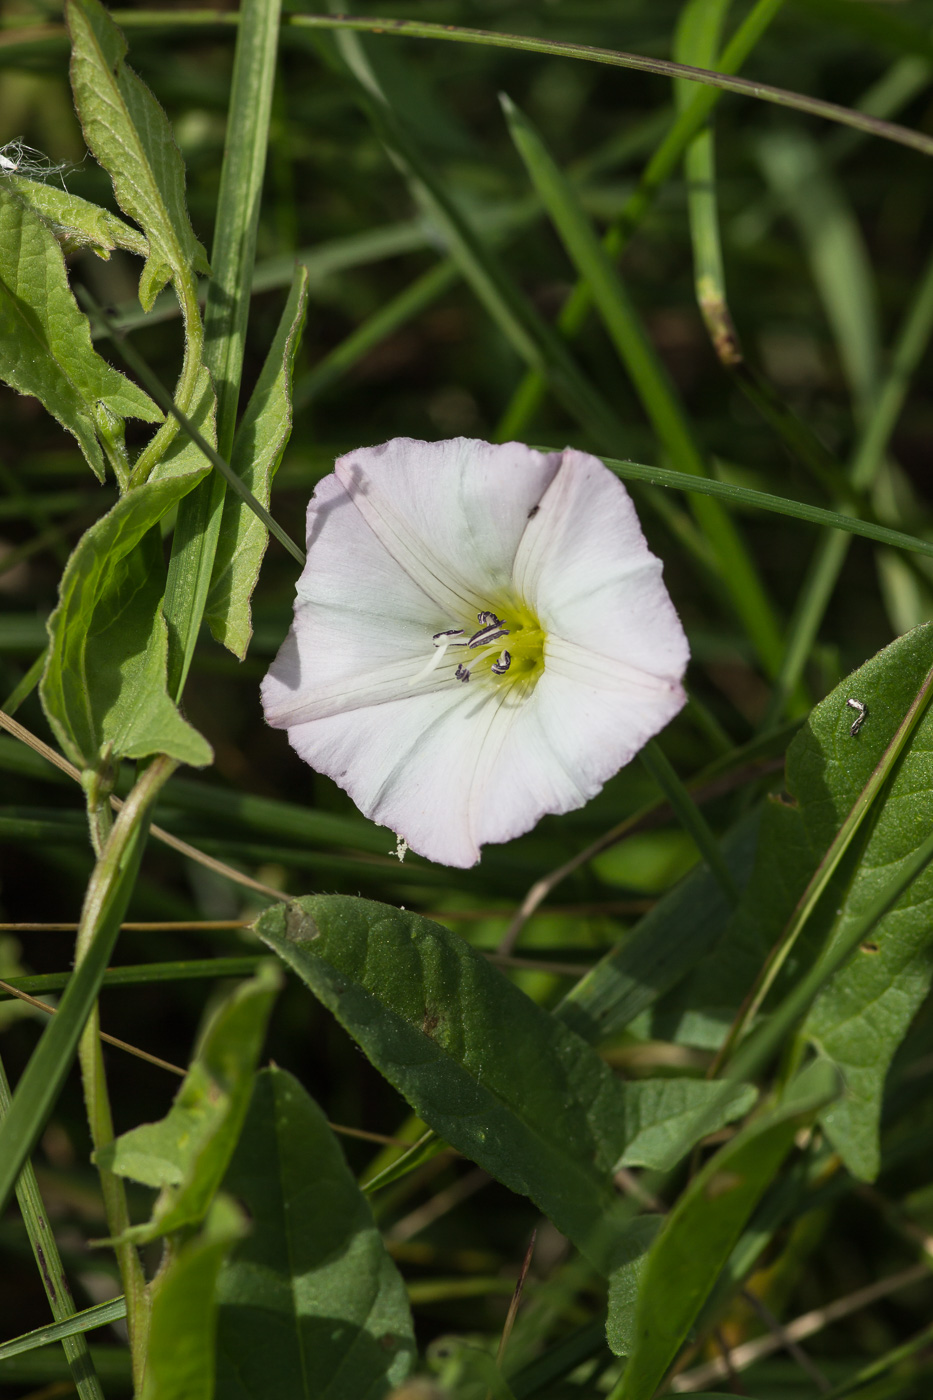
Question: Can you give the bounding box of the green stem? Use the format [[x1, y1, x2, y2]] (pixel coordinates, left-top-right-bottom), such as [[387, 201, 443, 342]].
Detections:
[[0, 756, 176, 1392], [504, 92, 788, 681], [0, 1054, 106, 1400], [162, 0, 283, 700], [761, 243, 933, 727], [640, 740, 739, 905], [588, 452, 933, 563], [284, 13, 933, 156], [131, 265, 205, 486], [497, 0, 786, 439], [79, 293, 303, 568], [78, 1008, 148, 1385]]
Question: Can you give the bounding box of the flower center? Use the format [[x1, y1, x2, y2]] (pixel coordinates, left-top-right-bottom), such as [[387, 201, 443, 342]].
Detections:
[[426, 599, 546, 690]]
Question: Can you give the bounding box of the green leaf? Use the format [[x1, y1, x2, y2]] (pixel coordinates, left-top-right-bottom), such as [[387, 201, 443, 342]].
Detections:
[[255, 896, 636, 1274], [215, 1067, 415, 1398], [663, 625, 933, 1179], [610, 1061, 839, 1396], [0, 185, 161, 482], [604, 1216, 662, 1359], [96, 964, 281, 1242], [205, 266, 309, 659], [140, 1195, 247, 1400], [616, 1080, 756, 1172], [40, 467, 213, 772], [66, 0, 209, 309], [799, 630, 933, 1178], [8, 174, 149, 259]]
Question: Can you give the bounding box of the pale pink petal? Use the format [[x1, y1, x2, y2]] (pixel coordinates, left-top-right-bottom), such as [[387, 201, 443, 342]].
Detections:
[[334, 437, 562, 615], [262, 472, 458, 729], [281, 684, 519, 868], [513, 448, 689, 682], [476, 668, 687, 847]]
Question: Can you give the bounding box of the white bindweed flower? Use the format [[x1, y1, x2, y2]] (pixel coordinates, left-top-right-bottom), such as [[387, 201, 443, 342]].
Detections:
[[262, 437, 689, 868]]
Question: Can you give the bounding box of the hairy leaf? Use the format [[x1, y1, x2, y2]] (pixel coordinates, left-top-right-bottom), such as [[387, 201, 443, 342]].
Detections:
[[215, 1067, 415, 1398], [141, 1196, 247, 1400], [41, 467, 213, 771], [206, 265, 309, 658], [66, 0, 209, 308], [611, 1061, 839, 1395], [257, 896, 634, 1271], [8, 174, 149, 260], [96, 964, 281, 1242], [256, 897, 755, 1273], [616, 1080, 756, 1172], [658, 625, 933, 1179], [0, 185, 160, 481]]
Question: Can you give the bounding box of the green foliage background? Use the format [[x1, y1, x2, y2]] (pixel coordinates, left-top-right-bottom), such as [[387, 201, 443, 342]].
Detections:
[[3, 0, 933, 1396]]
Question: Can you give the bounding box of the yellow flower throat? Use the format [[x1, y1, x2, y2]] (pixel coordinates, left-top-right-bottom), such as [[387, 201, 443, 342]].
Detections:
[[431, 597, 546, 690]]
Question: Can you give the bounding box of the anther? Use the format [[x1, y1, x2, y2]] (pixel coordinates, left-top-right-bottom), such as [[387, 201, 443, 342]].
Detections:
[[433, 628, 464, 646], [455, 663, 471, 683], [491, 651, 511, 675], [468, 622, 509, 648], [477, 610, 502, 627]]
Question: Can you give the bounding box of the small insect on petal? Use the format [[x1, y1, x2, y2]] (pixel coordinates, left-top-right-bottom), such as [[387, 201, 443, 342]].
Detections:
[[846, 697, 868, 736]]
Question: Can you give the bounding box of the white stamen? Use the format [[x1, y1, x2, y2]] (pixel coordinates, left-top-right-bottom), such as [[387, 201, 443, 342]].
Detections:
[[491, 650, 511, 675], [410, 639, 454, 685], [477, 610, 502, 627], [433, 628, 464, 645], [456, 663, 470, 683]]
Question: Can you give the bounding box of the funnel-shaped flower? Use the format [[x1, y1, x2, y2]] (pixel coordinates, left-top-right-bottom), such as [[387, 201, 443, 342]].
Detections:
[[262, 437, 688, 867]]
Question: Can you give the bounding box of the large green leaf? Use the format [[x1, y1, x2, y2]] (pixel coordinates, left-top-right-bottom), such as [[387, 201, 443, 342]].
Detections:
[[610, 1061, 839, 1396], [96, 964, 281, 1243], [206, 266, 309, 659], [0, 185, 161, 482], [40, 467, 213, 772], [215, 1067, 415, 1399], [800, 630, 933, 1177], [656, 625, 933, 1179], [255, 897, 755, 1273], [140, 1196, 247, 1400], [66, 0, 209, 309]]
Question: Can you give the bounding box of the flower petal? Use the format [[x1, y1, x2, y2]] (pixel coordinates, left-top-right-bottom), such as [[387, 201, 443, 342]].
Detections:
[[335, 437, 562, 615], [263, 438, 690, 868], [476, 666, 687, 847], [513, 448, 689, 682], [279, 683, 517, 868], [262, 472, 460, 728]]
